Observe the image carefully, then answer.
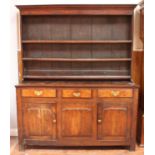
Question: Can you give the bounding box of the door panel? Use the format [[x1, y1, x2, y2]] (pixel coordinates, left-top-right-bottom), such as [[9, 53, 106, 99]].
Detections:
[[61, 102, 94, 138], [23, 102, 57, 140], [24, 106, 42, 136], [41, 104, 57, 139], [97, 101, 131, 141]]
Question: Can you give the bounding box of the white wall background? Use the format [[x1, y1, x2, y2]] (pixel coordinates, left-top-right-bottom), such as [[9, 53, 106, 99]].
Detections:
[[10, 0, 140, 136], [10, 0, 18, 136]]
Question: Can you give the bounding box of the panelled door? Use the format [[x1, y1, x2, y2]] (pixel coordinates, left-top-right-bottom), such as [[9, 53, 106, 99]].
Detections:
[[23, 102, 57, 140], [60, 100, 94, 139], [97, 99, 131, 142]]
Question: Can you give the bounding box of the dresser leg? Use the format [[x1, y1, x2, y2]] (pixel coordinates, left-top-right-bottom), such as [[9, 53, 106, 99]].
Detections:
[[19, 144, 25, 151], [129, 144, 136, 151]]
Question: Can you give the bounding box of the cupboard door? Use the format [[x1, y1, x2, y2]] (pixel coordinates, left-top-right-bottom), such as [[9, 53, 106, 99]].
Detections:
[[61, 101, 94, 139], [23, 102, 57, 140], [97, 101, 131, 141]]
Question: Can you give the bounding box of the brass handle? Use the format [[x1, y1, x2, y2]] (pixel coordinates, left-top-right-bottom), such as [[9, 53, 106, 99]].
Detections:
[[53, 119, 56, 123], [34, 90, 43, 96], [111, 90, 120, 97], [73, 92, 81, 97], [53, 112, 57, 124], [98, 119, 102, 123]]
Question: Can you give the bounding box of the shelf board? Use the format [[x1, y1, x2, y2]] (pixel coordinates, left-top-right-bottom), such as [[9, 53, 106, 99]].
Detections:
[[23, 58, 132, 62], [24, 69, 130, 76], [25, 69, 129, 73], [24, 75, 131, 80], [22, 40, 132, 44]]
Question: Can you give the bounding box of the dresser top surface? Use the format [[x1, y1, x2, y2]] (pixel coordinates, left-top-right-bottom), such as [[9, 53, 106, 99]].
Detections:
[[16, 81, 138, 88]]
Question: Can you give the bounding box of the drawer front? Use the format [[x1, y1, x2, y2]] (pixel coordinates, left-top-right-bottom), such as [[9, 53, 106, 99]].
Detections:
[[22, 88, 56, 98], [98, 89, 132, 98], [62, 89, 92, 98]]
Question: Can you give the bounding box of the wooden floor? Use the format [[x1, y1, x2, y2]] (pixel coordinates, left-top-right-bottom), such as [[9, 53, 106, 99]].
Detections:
[[10, 137, 144, 155]]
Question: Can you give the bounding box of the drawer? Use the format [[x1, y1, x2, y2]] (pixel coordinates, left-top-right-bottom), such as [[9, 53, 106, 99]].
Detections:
[[22, 88, 56, 98], [62, 89, 92, 98], [98, 89, 132, 98]]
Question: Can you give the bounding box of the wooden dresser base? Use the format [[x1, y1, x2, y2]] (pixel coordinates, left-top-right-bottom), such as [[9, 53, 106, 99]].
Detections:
[[16, 82, 139, 151]]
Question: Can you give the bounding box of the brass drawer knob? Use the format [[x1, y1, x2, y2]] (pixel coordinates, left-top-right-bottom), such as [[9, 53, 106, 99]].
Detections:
[[34, 90, 43, 96], [73, 92, 81, 97], [53, 120, 56, 123], [111, 90, 120, 97], [98, 119, 102, 123]]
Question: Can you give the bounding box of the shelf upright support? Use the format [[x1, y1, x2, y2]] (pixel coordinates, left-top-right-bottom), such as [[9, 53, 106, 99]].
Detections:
[[17, 10, 23, 83]]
